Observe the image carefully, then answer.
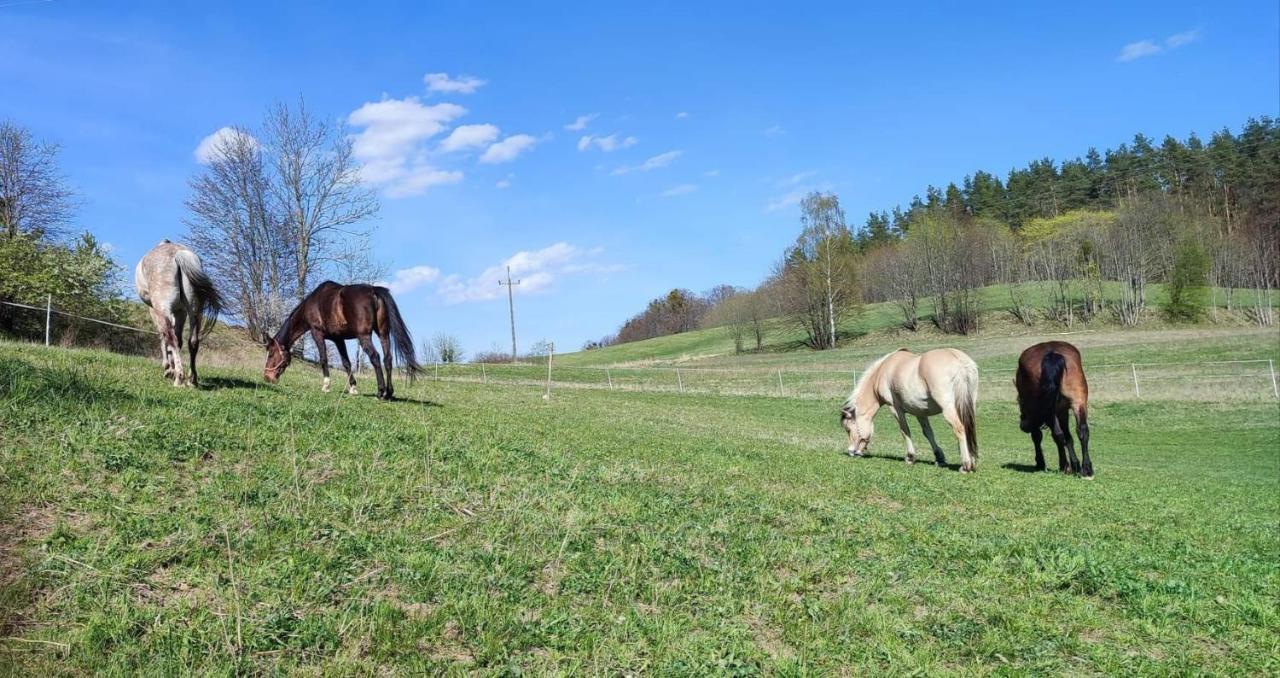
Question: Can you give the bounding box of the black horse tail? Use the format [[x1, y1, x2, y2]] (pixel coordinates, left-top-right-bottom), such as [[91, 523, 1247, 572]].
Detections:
[[174, 248, 222, 339], [375, 287, 421, 381], [1039, 351, 1067, 427]]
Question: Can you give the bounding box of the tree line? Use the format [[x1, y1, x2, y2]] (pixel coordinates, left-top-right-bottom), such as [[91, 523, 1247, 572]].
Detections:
[[0, 121, 137, 351], [597, 116, 1279, 351]]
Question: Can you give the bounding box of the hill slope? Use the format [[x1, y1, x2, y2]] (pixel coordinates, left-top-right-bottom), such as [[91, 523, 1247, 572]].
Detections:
[[1, 341, 1277, 674]]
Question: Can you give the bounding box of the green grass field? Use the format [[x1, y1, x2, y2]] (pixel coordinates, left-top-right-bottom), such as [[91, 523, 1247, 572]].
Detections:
[[1, 322, 1277, 674]]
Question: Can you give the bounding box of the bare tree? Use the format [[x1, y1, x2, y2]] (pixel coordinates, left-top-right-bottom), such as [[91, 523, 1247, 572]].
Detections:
[[185, 127, 295, 340], [0, 121, 78, 241], [428, 332, 464, 364], [264, 99, 379, 299]]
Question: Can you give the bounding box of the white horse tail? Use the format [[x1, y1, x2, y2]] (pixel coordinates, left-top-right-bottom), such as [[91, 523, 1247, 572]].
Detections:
[[174, 249, 222, 339], [953, 356, 979, 458]]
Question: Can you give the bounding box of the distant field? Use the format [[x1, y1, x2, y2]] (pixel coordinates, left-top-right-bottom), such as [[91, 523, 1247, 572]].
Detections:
[[556, 282, 1279, 369], [1, 332, 1277, 674]]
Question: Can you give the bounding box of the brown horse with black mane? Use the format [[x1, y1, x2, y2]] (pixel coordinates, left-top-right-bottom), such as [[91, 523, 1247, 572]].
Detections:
[[1015, 341, 1093, 478], [265, 281, 420, 400]]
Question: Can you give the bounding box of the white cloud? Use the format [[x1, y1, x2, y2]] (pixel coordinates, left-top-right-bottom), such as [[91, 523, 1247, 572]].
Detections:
[[1117, 40, 1162, 62], [1117, 29, 1201, 62], [193, 126, 258, 164], [778, 170, 817, 187], [437, 242, 612, 303], [384, 169, 463, 198], [440, 123, 500, 152], [675, 111, 689, 119], [480, 134, 539, 164], [660, 183, 698, 197], [1165, 29, 1200, 48], [766, 188, 807, 212], [347, 96, 468, 196], [763, 124, 785, 136], [496, 174, 513, 189], [380, 265, 442, 294], [704, 169, 720, 177], [612, 150, 683, 175], [577, 134, 638, 152], [564, 114, 597, 131], [424, 72, 486, 94]]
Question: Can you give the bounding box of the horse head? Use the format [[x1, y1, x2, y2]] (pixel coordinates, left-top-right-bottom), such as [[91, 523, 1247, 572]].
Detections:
[[263, 337, 292, 383], [841, 404, 873, 456]]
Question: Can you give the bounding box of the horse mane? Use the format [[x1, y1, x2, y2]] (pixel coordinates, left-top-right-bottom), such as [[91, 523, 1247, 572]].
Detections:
[[273, 297, 309, 346], [845, 350, 901, 409]]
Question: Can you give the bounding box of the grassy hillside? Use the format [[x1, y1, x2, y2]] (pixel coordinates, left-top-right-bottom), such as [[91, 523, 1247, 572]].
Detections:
[[558, 282, 1278, 368], [1, 340, 1277, 674]]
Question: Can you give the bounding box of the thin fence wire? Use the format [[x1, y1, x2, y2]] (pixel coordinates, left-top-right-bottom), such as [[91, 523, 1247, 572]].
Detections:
[[4, 298, 1277, 402]]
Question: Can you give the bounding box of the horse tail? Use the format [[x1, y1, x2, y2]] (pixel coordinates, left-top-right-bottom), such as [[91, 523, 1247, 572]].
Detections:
[[954, 357, 979, 458], [374, 287, 421, 381], [174, 248, 222, 339], [1039, 351, 1067, 427]]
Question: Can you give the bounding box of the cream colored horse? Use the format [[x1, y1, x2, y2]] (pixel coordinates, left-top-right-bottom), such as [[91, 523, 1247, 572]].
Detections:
[[841, 348, 980, 472], [135, 240, 222, 387]]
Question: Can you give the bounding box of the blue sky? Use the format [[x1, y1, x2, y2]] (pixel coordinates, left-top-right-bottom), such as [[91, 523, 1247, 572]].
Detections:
[[3, 1, 1277, 356]]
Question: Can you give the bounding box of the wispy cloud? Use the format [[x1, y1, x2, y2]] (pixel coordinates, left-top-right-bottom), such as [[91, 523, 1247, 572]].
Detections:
[[424, 72, 486, 94], [495, 174, 513, 189], [439, 123, 500, 152], [763, 124, 785, 136], [347, 96, 468, 196], [380, 265, 442, 294], [703, 169, 720, 177], [439, 243, 616, 303], [777, 170, 817, 187], [577, 134, 638, 152], [660, 183, 698, 197], [675, 111, 689, 119], [1117, 29, 1201, 62], [612, 150, 683, 175], [480, 134, 539, 164], [564, 114, 597, 131], [766, 188, 807, 212]]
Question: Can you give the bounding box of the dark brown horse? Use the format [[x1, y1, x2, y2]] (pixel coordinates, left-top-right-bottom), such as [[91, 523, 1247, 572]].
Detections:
[[265, 281, 420, 400], [1015, 341, 1093, 478]]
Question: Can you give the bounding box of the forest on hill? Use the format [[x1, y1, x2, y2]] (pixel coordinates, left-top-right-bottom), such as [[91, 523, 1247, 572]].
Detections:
[[601, 117, 1279, 351]]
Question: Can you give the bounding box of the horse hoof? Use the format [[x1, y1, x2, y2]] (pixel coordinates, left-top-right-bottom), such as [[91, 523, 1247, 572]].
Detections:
[[347, 386, 358, 395], [905, 457, 915, 465], [1082, 474, 1095, 481], [322, 378, 331, 393]]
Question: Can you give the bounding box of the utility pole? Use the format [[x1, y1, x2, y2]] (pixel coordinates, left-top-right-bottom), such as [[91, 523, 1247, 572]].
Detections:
[[499, 266, 520, 362]]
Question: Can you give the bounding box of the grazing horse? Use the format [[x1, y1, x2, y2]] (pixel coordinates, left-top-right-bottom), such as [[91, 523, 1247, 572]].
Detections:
[[1015, 341, 1093, 478], [134, 240, 222, 387], [841, 348, 980, 473], [264, 281, 420, 400]]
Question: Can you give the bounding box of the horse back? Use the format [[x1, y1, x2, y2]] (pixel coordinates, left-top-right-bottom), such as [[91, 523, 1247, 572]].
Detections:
[[1017, 341, 1088, 409]]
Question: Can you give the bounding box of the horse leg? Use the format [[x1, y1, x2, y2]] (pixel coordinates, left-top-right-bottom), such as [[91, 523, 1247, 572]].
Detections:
[[149, 308, 173, 377], [187, 313, 201, 388], [890, 406, 916, 463], [1031, 426, 1046, 471], [943, 405, 975, 473], [917, 416, 948, 467], [312, 329, 331, 392], [333, 340, 357, 394], [1050, 410, 1077, 475], [1075, 405, 1093, 479], [379, 332, 395, 400], [170, 311, 187, 387], [359, 334, 387, 399]]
